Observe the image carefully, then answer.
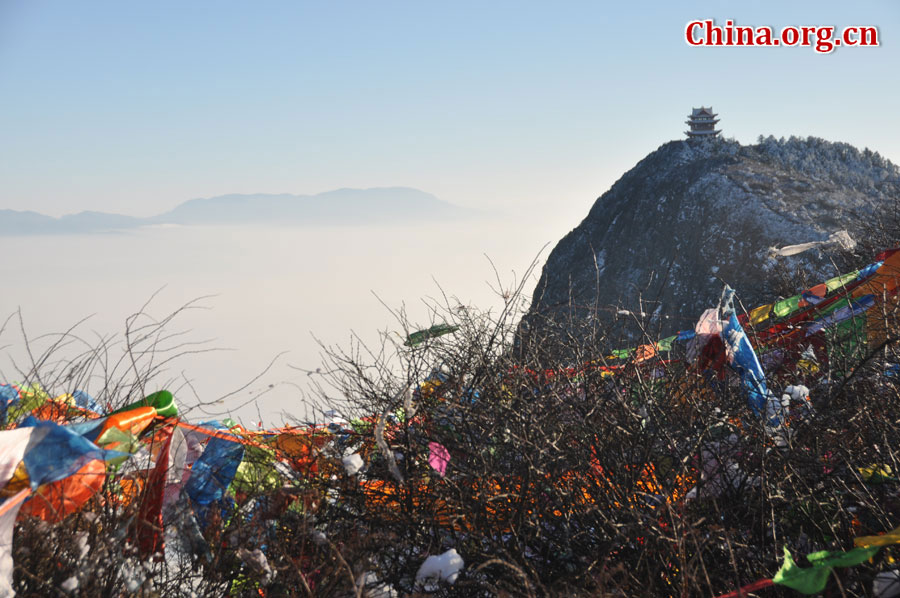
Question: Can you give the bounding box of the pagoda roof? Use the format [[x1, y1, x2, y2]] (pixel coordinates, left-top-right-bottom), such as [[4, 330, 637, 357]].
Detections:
[[689, 107, 717, 117], [685, 129, 721, 136], [685, 118, 720, 125]]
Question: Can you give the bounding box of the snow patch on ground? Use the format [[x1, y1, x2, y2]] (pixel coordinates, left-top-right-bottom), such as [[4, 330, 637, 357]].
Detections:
[[416, 548, 464, 589]]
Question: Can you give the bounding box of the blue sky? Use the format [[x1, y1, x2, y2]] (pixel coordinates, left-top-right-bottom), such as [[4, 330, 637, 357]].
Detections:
[[1, 0, 897, 219]]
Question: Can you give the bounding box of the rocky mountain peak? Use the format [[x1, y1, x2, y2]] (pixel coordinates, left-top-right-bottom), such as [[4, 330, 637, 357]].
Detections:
[[523, 136, 899, 349]]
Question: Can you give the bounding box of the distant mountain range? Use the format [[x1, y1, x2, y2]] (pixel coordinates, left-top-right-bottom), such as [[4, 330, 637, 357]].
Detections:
[[0, 187, 470, 235]]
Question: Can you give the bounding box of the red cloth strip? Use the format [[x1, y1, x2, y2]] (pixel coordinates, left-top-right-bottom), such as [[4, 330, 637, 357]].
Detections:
[[714, 578, 774, 598], [0, 489, 31, 517], [133, 429, 172, 556]]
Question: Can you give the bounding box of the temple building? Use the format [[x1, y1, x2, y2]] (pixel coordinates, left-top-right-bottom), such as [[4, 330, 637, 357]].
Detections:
[[685, 106, 721, 138]]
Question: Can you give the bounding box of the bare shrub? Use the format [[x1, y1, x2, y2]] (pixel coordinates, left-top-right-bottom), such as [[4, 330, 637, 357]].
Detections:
[[2, 253, 899, 597]]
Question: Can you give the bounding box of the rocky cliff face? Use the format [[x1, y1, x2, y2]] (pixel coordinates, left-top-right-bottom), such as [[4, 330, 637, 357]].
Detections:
[[523, 136, 899, 348]]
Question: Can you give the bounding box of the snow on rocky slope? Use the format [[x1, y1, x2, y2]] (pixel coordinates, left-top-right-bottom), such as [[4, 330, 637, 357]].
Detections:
[[523, 136, 899, 347]]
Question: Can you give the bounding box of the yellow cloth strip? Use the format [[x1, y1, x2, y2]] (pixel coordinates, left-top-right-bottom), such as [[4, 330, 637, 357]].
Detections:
[[749, 303, 773, 325], [825, 271, 859, 292], [855, 525, 900, 548]]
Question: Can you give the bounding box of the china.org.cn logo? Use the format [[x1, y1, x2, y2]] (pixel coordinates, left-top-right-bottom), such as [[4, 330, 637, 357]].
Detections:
[[685, 19, 878, 53]]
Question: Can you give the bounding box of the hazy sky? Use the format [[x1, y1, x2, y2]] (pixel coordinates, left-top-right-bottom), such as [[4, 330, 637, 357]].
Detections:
[[1, 0, 897, 224]]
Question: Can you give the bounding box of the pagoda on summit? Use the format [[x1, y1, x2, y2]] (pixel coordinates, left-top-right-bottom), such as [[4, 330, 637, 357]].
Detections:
[[685, 106, 721, 138]]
